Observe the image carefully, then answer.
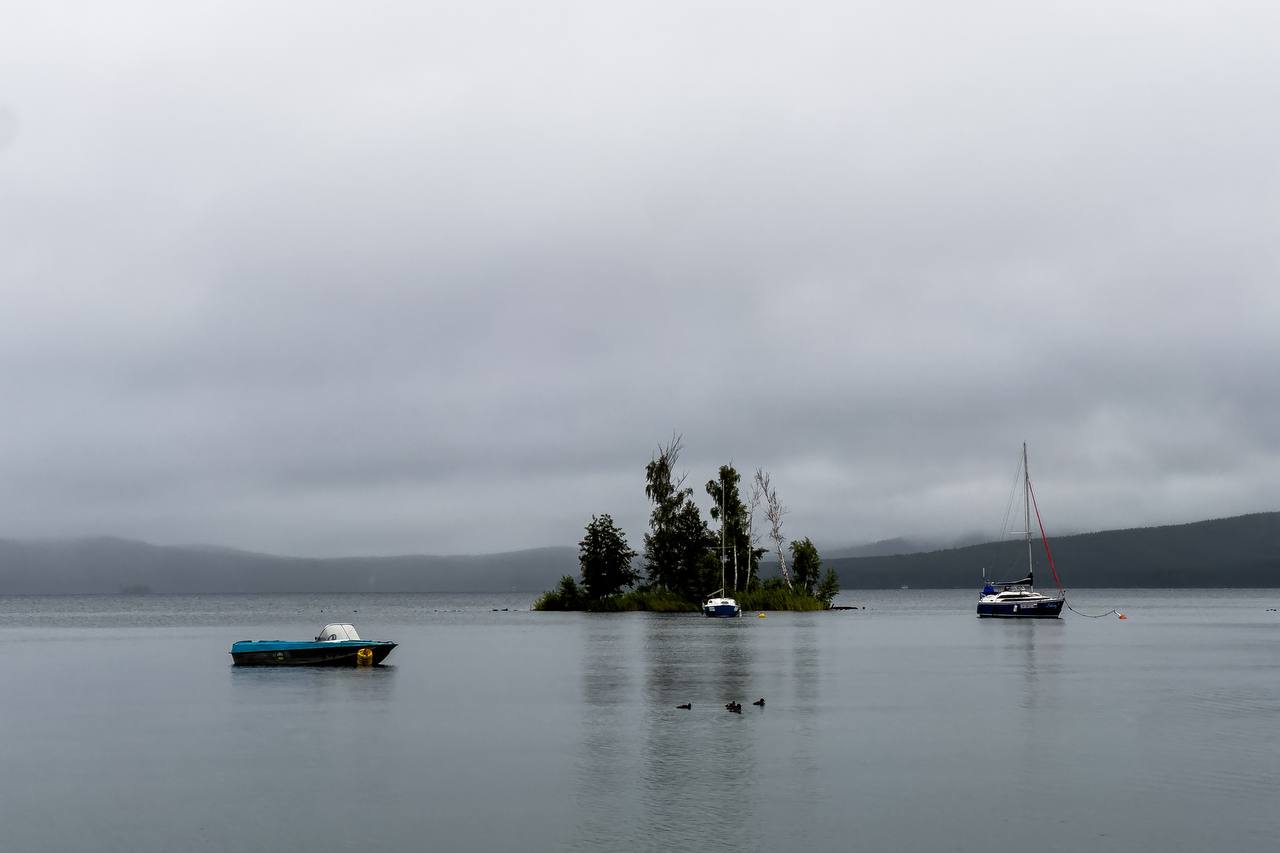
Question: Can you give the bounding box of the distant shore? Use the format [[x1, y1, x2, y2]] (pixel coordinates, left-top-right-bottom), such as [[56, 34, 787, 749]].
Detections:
[[3, 511, 1278, 593]]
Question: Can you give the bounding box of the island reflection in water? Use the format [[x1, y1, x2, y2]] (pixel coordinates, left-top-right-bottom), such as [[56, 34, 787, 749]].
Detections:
[[573, 612, 822, 851]]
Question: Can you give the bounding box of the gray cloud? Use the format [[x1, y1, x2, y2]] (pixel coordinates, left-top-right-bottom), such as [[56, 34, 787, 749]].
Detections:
[[2, 1, 1278, 555]]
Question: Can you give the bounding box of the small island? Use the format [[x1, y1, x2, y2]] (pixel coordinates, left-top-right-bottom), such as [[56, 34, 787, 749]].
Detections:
[[536, 435, 840, 612]]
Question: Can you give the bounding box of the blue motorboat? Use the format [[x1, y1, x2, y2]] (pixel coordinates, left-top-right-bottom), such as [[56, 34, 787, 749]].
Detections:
[[231, 623, 397, 666]]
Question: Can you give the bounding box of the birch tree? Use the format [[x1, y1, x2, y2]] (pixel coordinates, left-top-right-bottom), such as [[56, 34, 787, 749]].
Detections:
[[744, 476, 763, 590], [754, 468, 792, 589], [706, 464, 750, 592]]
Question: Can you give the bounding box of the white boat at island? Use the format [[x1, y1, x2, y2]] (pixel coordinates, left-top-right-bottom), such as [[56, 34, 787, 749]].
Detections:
[[704, 488, 740, 617], [977, 443, 1067, 618], [703, 589, 740, 617]]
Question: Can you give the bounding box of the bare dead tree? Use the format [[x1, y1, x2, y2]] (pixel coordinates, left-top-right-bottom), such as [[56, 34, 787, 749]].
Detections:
[[744, 475, 763, 589], [646, 433, 688, 504], [754, 468, 791, 588], [665, 435, 687, 495]]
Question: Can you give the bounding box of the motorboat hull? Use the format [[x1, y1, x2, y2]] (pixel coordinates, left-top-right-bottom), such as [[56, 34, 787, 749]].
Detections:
[[230, 640, 397, 666], [976, 598, 1064, 618]]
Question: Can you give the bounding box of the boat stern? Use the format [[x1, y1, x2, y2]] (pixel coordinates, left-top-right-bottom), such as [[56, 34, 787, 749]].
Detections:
[[702, 597, 741, 618]]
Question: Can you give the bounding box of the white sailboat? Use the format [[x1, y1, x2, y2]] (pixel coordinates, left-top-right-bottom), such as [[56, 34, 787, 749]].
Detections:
[[976, 443, 1067, 618], [704, 488, 741, 617]]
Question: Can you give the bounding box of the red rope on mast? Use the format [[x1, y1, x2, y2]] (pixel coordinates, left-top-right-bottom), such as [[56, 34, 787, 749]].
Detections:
[[1027, 481, 1065, 593]]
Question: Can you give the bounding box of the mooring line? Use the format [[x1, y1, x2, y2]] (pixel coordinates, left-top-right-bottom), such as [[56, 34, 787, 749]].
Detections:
[[1067, 602, 1120, 618]]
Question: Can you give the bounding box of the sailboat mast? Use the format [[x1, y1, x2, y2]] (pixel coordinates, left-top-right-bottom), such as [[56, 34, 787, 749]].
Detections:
[[720, 487, 727, 593], [1024, 442, 1033, 584]]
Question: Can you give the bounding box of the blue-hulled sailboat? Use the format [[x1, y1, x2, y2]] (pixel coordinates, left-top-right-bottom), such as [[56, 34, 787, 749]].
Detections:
[[704, 489, 741, 618], [976, 444, 1066, 618], [703, 590, 740, 617]]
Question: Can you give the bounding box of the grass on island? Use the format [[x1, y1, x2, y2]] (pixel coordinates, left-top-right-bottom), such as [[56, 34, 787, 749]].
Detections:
[[534, 576, 835, 613], [734, 585, 830, 612]]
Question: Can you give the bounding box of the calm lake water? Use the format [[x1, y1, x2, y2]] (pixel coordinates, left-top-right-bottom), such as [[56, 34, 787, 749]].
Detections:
[[1, 589, 1277, 852]]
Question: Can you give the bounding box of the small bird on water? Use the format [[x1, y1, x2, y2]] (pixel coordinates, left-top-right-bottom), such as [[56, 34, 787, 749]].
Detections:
[[725, 701, 742, 713], [676, 703, 692, 710], [752, 698, 765, 707]]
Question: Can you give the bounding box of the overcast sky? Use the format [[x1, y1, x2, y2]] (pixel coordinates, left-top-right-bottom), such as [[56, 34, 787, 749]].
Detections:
[[2, 1, 1278, 556]]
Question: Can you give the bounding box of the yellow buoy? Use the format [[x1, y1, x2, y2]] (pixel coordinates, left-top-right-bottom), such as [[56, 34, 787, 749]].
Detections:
[[356, 647, 374, 665], [757, 612, 766, 618]]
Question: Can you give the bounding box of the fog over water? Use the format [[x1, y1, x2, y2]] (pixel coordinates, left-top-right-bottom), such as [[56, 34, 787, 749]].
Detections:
[[2, 2, 1279, 556]]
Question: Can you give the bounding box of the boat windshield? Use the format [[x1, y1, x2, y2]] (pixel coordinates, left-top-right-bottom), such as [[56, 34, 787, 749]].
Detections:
[[316, 623, 361, 641]]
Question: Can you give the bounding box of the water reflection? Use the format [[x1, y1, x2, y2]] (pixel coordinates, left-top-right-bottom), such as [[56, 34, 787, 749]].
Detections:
[[975, 618, 1067, 768], [568, 612, 836, 849], [1016, 620, 1065, 715], [791, 617, 820, 715], [228, 663, 398, 707], [785, 617, 821, 829], [643, 617, 758, 849], [1012, 622, 1042, 714], [573, 615, 642, 848], [579, 615, 634, 708]]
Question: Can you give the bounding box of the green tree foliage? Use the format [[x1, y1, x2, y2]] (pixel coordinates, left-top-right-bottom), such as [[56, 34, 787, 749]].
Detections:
[[643, 435, 716, 600], [604, 587, 693, 612], [816, 567, 841, 606], [578, 514, 639, 600], [536, 435, 849, 612], [737, 577, 830, 611], [790, 537, 822, 595], [676, 501, 720, 599], [706, 464, 764, 591], [533, 575, 585, 610], [643, 435, 687, 591]]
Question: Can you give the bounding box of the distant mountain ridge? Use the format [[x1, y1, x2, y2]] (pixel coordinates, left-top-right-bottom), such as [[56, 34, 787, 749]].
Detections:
[[822, 511, 1280, 588], [2, 511, 1279, 593], [819, 532, 991, 560], [0, 537, 577, 594]]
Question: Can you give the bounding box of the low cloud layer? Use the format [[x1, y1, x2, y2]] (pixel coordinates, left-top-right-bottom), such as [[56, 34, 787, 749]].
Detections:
[[2, 1, 1278, 555]]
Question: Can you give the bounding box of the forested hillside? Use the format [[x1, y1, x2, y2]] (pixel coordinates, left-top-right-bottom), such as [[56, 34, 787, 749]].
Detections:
[[823, 512, 1280, 588]]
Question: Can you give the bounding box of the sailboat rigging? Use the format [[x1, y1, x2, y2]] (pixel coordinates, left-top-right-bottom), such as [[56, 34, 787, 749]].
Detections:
[[704, 484, 741, 618], [976, 443, 1067, 618]]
